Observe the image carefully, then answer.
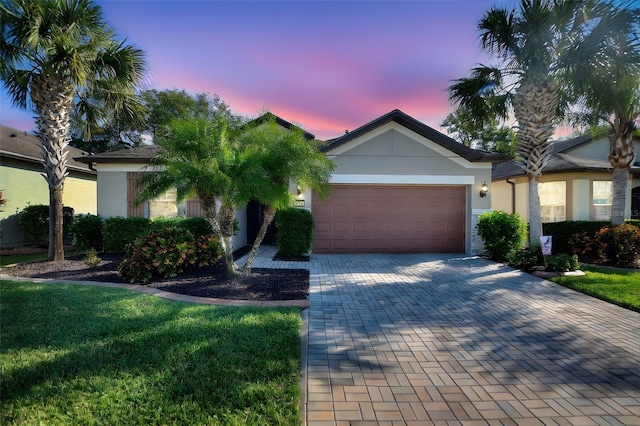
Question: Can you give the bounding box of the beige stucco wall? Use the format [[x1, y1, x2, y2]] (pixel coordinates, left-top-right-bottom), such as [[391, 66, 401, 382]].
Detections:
[[315, 122, 494, 254], [1, 160, 96, 247], [491, 171, 628, 222]]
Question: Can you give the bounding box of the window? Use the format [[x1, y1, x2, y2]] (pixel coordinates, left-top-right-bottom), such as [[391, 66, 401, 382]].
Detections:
[[148, 187, 179, 218], [593, 181, 612, 220], [539, 181, 566, 222]]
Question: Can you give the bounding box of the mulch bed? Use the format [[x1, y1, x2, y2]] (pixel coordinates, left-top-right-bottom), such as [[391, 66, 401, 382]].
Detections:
[[1, 253, 309, 302]]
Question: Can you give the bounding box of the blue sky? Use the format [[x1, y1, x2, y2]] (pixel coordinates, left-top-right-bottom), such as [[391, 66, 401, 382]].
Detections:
[[1, 0, 521, 140]]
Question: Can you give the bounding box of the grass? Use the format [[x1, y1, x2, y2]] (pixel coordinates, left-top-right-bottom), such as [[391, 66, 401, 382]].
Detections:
[[550, 265, 640, 312], [0, 281, 302, 425], [0, 250, 81, 266]]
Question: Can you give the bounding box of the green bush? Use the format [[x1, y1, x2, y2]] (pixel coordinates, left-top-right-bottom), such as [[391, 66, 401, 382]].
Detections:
[[102, 217, 152, 254], [275, 208, 314, 257], [476, 210, 527, 262], [151, 217, 211, 237], [118, 227, 221, 284], [545, 253, 580, 272], [70, 214, 103, 251], [507, 249, 538, 272], [17, 204, 74, 244], [542, 221, 609, 254], [594, 223, 640, 268]]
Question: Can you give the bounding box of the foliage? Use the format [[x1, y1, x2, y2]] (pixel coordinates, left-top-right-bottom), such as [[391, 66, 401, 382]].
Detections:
[[17, 204, 74, 244], [593, 223, 640, 268], [507, 249, 539, 272], [118, 227, 221, 284], [0, 281, 302, 424], [83, 248, 101, 269], [0, 0, 148, 261], [543, 221, 609, 255], [102, 217, 152, 254], [545, 253, 580, 272], [477, 210, 527, 262], [150, 217, 211, 238], [551, 265, 640, 312], [70, 214, 103, 251], [275, 208, 315, 258], [441, 105, 517, 155]]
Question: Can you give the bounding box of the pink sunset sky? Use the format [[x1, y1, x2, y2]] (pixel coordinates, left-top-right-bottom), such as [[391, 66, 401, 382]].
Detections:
[[1, 0, 557, 141]]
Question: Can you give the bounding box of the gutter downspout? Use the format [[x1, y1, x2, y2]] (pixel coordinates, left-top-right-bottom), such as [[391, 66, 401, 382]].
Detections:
[[506, 179, 516, 214]]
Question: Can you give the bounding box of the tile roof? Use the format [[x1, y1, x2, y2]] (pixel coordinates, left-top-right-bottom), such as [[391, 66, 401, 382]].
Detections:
[[491, 134, 639, 180], [0, 125, 95, 175], [74, 144, 163, 164], [321, 109, 512, 163]]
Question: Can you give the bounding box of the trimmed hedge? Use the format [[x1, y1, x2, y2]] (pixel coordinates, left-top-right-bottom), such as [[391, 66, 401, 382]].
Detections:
[[70, 214, 103, 251], [275, 208, 314, 257], [103, 217, 152, 254], [542, 221, 609, 254], [17, 204, 74, 244], [477, 210, 527, 262]]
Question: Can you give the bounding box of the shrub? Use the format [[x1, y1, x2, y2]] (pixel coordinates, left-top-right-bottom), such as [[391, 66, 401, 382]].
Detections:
[[543, 221, 609, 254], [83, 248, 102, 268], [476, 210, 527, 262], [70, 214, 103, 251], [17, 204, 74, 244], [545, 253, 580, 272], [151, 217, 212, 237], [275, 208, 314, 257], [507, 249, 538, 272], [118, 227, 221, 284], [593, 223, 640, 268], [102, 216, 152, 254]]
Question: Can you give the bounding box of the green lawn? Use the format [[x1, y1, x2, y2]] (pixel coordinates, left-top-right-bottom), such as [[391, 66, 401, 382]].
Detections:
[[551, 265, 640, 312], [0, 281, 302, 425], [0, 252, 50, 266]]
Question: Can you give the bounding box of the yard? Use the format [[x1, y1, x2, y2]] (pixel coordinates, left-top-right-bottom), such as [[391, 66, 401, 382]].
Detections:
[[0, 281, 302, 425], [550, 265, 640, 312]]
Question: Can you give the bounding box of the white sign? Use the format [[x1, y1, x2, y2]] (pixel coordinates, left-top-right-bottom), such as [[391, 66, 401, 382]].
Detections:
[[540, 236, 552, 255]]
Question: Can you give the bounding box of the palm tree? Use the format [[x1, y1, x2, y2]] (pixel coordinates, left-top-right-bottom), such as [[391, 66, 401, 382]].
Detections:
[[564, 0, 640, 224], [235, 115, 334, 271], [448, 0, 582, 251], [0, 0, 147, 260]]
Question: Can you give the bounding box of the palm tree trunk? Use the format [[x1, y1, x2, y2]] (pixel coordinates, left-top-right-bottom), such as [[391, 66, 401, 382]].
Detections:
[[30, 72, 74, 261], [219, 203, 237, 278], [241, 205, 276, 272], [512, 77, 558, 250], [201, 197, 237, 278], [608, 122, 635, 225]]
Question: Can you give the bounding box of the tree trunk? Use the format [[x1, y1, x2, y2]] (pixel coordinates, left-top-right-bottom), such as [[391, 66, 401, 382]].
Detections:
[[241, 205, 276, 272], [608, 122, 635, 225], [201, 196, 237, 278], [528, 175, 542, 251], [512, 77, 558, 250], [30, 72, 74, 261]]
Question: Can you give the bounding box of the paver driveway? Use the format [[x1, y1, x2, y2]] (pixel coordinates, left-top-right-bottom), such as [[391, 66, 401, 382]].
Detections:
[[304, 253, 640, 425]]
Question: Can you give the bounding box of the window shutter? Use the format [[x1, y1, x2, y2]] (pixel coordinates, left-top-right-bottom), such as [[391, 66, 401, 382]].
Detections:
[[127, 172, 146, 218]]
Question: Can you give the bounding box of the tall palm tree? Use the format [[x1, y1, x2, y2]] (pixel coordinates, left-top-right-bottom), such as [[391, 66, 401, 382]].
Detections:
[[235, 115, 334, 271], [0, 0, 147, 260], [448, 0, 584, 250], [449, 0, 616, 248], [564, 0, 640, 224]]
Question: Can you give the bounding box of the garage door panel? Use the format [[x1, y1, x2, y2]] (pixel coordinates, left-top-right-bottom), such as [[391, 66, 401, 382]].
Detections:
[[313, 185, 465, 253]]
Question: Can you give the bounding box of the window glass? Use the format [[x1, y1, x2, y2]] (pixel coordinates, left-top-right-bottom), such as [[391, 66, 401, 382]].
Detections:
[[148, 188, 179, 218], [539, 181, 566, 223], [593, 181, 612, 220]]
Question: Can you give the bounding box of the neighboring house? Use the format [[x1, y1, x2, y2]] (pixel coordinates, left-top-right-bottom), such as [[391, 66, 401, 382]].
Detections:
[[492, 134, 640, 223], [77, 110, 508, 255], [0, 125, 97, 247]]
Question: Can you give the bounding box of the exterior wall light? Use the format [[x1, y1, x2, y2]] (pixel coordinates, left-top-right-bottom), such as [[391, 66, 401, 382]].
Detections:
[[479, 182, 489, 198]]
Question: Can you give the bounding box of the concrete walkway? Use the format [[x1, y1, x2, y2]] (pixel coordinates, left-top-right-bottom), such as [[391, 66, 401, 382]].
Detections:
[[304, 253, 640, 425]]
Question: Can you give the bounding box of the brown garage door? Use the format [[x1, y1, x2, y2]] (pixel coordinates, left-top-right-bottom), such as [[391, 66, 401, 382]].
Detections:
[[312, 185, 465, 253]]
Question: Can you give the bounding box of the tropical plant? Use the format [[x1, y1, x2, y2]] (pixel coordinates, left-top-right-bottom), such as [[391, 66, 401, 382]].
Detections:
[[448, 0, 594, 251], [0, 0, 148, 261], [441, 105, 517, 155], [136, 96, 244, 278], [235, 114, 333, 270], [563, 0, 640, 225], [275, 208, 315, 258]]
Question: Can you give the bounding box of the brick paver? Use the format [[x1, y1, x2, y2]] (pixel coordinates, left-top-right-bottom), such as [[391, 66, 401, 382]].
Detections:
[[305, 253, 640, 425]]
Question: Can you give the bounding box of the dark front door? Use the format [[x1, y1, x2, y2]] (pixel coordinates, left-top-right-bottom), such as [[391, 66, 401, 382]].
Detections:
[[246, 200, 278, 245]]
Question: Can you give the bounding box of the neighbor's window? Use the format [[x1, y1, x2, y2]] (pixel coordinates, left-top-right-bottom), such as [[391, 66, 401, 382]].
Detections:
[[539, 181, 566, 222], [593, 181, 612, 220]]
